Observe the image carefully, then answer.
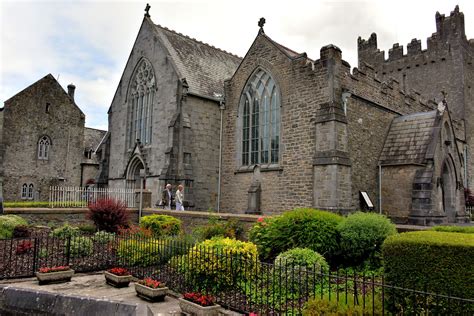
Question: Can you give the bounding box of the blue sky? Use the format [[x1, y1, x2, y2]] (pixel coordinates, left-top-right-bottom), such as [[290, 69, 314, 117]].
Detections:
[[1, 0, 473, 130]]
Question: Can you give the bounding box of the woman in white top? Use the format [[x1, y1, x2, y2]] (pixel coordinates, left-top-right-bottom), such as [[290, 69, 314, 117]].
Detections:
[[175, 184, 184, 211]]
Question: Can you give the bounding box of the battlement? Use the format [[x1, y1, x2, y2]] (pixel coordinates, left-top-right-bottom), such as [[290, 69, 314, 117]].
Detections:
[[358, 6, 471, 68]]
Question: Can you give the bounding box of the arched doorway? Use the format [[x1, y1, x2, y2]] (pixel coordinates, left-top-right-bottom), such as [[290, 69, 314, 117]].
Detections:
[[441, 158, 456, 222], [126, 156, 145, 189]]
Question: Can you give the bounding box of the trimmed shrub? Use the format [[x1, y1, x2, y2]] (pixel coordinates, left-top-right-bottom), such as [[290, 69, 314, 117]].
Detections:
[[92, 231, 115, 244], [87, 198, 129, 233], [194, 217, 244, 241], [12, 225, 31, 238], [383, 231, 474, 313], [0, 215, 28, 239], [50, 223, 80, 239], [68, 236, 93, 257], [431, 225, 474, 234], [274, 248, 329, 272], [338, 212, 397, 268], [303, 293, 383, 316], [117, 238, 169, 266], [174, 237, 258, 292], [78, 224, 97, 234], [4, 201, 50, 208], [249, 208, 343, 262], [140, 214, 182, 237]]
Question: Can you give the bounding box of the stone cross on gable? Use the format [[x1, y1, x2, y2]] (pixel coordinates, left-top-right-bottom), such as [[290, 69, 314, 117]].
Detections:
[[258, 17, 266, 33], [144, 3, 151, 17]]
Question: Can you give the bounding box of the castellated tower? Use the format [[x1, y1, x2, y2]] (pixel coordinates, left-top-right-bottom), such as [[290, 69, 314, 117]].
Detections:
[[358, 5, 474, 189]]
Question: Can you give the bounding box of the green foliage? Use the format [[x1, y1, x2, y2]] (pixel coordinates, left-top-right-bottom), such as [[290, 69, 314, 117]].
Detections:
[[303, 293, 383, 316], [78, 224, 97, 234], [0, 215, 28, 239], [338, 212, 397, 269], [117, 238, 171, 266], [431, 225, 474, 234], [38, 248, 48, 259], [383, 231, 474, 314], [274, 248, 329, 272], [4, 201, 85, 208], [68, 236, 93, 257], [249, 208, 343, 262], [173, 237, 258, 292], [50, 223, 80, 239], [92, 231, 115, 244], [193, 216, 244, 241], [140, 214, 182, 237]]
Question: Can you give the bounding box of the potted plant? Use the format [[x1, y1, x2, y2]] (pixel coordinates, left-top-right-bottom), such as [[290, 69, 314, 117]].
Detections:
[[104, 267, 133, 288], [36, 266, 74, 285], [135, 277, 168, 302], [179, 292, 220, 316]]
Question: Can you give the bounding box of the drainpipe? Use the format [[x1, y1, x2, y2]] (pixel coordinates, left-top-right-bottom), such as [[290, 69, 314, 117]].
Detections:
[[378, 163, 382, 214], [217, 99, 225, 213]]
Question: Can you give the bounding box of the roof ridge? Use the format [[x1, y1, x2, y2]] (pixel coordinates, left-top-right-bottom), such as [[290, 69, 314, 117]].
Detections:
[[155, 23, 242, 60]]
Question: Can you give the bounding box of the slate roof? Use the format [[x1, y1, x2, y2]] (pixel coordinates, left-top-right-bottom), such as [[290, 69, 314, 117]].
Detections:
[[84, 127, 107, 152], [379, 111, 438, 165], [152, 23, 242, 98]]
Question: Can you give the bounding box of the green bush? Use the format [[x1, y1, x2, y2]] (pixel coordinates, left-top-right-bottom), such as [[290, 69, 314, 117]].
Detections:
[[0, 215, 28, 239], [338, 212, 397, 269], [92, 231, 115, 244], [50, 223, 80, 239], [383, 231, 474, 314], [4, 201, 50, 208], [68, 236, 93, 257], [118, 238, 170, 266], [431, 225, 474, 234], [194, 217, 244, 241], [140, 214, 182, 237], [303, 293, 383, 316], [174, 237, 258, 292], [78, 224, 97, 234], [275, 247, 329, 272], [249, 208, 343, 262]]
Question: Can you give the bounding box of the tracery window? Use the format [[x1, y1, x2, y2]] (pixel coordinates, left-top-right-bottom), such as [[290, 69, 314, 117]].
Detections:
[[240, 69, 280, 166], [38, 136, 51, 160], [28, 184, 34, 199], [21, 183, 34, 200], [128, 58, 155, 148]]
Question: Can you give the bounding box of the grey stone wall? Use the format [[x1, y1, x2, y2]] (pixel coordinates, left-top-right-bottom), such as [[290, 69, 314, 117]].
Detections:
[[1, 75, 85, 201]]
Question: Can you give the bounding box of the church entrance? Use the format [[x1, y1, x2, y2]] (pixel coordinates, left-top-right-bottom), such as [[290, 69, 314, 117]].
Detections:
[[441, 159, 456, 222], [126, 156, 145, 189]]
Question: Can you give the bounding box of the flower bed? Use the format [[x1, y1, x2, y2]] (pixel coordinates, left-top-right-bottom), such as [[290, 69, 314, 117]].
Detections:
[[135, 278, 168, 302], [36, 265, 74, 285]]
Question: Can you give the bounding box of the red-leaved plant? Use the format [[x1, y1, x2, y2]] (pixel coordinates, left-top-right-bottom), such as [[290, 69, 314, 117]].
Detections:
[[183, 292, 215, 307], [107, 267, 130, 276], [87, 198, 130, 233], [16, 240, 33, 254], [138, 278, 165, 289], [118, 225, 152, 238], [38, 266, 71, 273]]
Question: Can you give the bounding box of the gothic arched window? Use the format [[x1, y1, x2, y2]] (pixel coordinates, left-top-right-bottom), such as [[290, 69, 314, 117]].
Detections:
[[127, 58, 155, 148], [28, 184, 34, 199], [240, 69, 280, 166], [21, 184, 28, 199], [38, 136, 51, 160]]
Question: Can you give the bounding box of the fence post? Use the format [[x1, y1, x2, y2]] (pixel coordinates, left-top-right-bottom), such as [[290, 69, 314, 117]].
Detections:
[[66, 236, 71, 267], [32, 237, 39, 276]]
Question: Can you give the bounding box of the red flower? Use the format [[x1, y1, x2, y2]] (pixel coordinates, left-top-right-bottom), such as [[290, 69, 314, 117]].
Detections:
[[38, 266, 70, 273], [107, 267, 130, 276], [183, 292, 215, 307], [138, 278, 164, 289]]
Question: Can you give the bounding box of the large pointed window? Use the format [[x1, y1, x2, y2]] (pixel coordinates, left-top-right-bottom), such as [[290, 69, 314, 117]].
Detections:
[[127, 58, 155, 148], [240, 69, 280, 166], [38, 136, 51, 160]]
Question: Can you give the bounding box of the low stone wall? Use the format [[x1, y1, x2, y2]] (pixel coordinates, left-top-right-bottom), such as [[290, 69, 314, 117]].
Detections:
[[0, 285, 153, 315]]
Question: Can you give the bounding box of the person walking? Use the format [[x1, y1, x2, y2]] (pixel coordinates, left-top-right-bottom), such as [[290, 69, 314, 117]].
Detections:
[[175, 184, 184, 211], [161, 184, 173, 210]]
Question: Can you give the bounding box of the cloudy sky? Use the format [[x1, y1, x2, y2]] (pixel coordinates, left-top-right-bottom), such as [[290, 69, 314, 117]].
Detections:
[[1, 0, 473, 130]]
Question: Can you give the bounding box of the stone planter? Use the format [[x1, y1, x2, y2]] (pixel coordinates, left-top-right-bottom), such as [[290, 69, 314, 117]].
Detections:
[[178, 298, 220, 316], [36, 269, 74, 285], [104, 271, 133, 288], [135, 283, 168, 302]]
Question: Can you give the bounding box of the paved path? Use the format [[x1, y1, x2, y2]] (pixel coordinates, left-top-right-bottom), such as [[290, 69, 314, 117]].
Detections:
[[1, 272, 181, 315]]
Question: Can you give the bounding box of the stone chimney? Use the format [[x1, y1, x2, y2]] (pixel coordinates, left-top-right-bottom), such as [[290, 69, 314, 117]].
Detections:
[[67, 84, 76, 101]]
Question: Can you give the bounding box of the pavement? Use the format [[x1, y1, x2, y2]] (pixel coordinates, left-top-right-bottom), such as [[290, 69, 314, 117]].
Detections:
[[0, 272, 182, 315]]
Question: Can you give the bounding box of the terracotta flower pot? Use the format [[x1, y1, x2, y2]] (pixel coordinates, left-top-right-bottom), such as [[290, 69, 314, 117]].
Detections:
[[36, 269, 74, 285], [178, 298, 220, 316], [104, 270, 133, 288], [135, 283, 168, 302]]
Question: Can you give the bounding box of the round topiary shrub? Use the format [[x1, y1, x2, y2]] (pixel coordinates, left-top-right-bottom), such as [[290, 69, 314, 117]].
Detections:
[[0, 215, 28, 239], [338, 212, 397, 268], [173, 237, 258, 291], [274, 247, 329, 272], [249, 208, 343, 262], [68, 236, 93, 257], [140, 214, 182, 237]]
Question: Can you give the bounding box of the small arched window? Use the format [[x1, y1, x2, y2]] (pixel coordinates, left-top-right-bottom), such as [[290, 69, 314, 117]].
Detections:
[[239, 69, 280, 166], [28, 184, 34, 199], [38, 136, 51, 160], [21, 184, 28, 199]]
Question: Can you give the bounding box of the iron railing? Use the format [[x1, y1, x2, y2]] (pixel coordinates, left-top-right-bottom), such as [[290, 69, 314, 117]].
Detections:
[[1, 233, 472, 315]]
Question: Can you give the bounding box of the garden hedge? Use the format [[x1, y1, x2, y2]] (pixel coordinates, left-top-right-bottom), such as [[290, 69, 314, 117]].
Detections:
[[382, 231, 474, 299], [430, 225, 474, 234]]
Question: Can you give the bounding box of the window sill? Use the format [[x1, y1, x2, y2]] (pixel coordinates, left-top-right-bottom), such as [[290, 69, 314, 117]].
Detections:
[[234, 164, 283, 174]]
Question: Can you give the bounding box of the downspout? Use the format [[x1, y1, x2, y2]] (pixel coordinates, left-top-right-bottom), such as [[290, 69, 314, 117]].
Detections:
[[378, 163, 382, 214], [217, 98, 225, 213]]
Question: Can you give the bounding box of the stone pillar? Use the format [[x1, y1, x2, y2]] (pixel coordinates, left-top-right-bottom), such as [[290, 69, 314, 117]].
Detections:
[[246, 165, 262, 214], [313, 45, 352, 212]]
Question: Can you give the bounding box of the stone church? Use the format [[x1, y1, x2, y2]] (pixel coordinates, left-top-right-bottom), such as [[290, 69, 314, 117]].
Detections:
[[105, 5, 471, 225], [0, 74, 106, 201]]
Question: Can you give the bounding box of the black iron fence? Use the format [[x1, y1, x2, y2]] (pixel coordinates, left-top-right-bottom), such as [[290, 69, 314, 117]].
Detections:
[[1, 233, 473, 315]]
